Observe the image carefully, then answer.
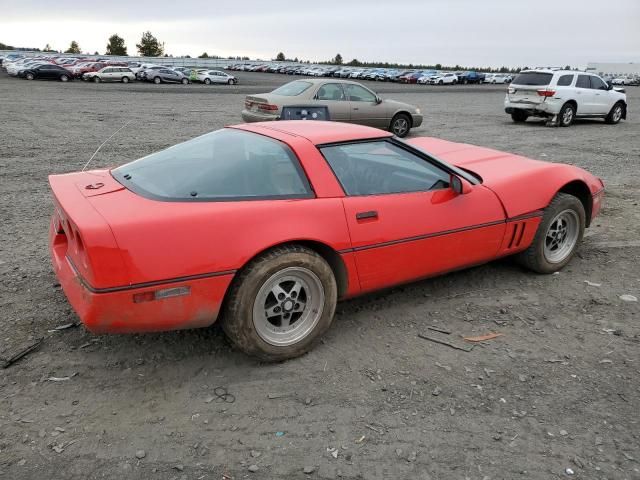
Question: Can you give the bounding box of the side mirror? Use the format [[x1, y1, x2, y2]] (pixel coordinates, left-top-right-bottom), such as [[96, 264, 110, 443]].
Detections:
[[450, 174, 472, 195], [375, 96, 383, 104]]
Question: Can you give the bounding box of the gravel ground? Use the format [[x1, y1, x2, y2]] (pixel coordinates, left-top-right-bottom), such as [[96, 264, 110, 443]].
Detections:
[[0, 71, 639, 480]]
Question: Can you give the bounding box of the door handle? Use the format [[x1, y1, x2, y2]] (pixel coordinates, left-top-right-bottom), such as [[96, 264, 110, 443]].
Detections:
[[356, 210, 378, 220]]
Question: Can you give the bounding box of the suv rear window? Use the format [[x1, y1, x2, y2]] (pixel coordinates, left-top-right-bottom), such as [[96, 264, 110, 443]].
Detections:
[[112, 129, 313, 201], [512, 72, 553, 86]]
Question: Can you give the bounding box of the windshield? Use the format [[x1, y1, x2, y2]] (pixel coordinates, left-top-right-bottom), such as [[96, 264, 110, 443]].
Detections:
[[271, 81, 313, 96], [512, 72, 553, 86], [112, 129, 312, 201]]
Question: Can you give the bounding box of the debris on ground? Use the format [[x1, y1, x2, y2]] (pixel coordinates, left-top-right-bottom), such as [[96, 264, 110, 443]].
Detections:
[[135, 450, 146, 459], [427, 325, 451, 334], [303, 466, 316, 474], [417, 333, 473, 352], [47, 322, 78, 332], [463, 332, 504, 343], [1, 338, 43, 369], [619, 294, 638, 302], [248, 464, 259, 472]]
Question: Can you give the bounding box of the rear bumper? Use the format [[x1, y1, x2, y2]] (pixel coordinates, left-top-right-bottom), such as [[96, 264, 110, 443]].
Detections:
[[241, 109, 279, 122], [50, 219, 233, 334], [505, 97, 562, 116]]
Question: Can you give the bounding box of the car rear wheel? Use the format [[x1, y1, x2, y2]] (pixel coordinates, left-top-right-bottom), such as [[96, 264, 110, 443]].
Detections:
[[390, 113, 411, 138], [605, 102, 624, 124], [204, 78, 211, 85], [558, 102, 576, 127], [25, 73, 34, 80], [181, 78, 189, 84], [153, 76, 161, 84], [511, 110, 529, 123], [515, 193, 585, 273], [221, 245, 337, 361], [228, 79, 234, 85], [121, 76, 129, 83]]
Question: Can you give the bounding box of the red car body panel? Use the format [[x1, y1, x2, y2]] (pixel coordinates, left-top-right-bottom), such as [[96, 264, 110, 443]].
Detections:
[[49, 121, 603, 334]]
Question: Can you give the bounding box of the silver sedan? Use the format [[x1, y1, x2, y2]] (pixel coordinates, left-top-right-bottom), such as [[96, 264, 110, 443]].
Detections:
[[241, 79, 422, 137]]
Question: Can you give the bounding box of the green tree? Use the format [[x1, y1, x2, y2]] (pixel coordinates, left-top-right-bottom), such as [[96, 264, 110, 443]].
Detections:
[[333, 53, 343, 65], [199, 52, 209, 58], [106, 34, 127, 56], [434, 63, 442, 70], [276, 52, 286, 61], [43, 43, 54, 52], [65, 41, 81, 54], [136, 31, 164, 57]]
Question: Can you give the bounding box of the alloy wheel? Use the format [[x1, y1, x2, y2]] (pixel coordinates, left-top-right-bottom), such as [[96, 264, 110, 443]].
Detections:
[[543, 209, 580, 263], [252, 267, 325, 347]]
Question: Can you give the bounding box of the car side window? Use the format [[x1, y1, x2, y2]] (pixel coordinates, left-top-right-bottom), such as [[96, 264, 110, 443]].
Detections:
[[344, 84, 377, 102], [576, 75, 590, 88], [321, 141, 450, 196], [556, 74, 574, 86], [590, 76, 608, 90], [316, 83, 345, 101]]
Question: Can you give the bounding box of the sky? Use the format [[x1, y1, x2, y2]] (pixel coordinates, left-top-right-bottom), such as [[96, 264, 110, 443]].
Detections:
[[1, 0, 639, 68]]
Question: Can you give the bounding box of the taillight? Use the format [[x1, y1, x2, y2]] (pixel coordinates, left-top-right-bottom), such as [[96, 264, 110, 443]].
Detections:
[[537, 89, 556, 97], [258, 103, 279, 112]]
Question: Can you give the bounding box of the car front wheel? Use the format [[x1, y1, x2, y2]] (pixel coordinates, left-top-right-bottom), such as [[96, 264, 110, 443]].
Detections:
[[390, 113, 411, 137], [516, 193, 585, 273], [605, 102, 624, 124], [153, 77, 161, 84], [204, 78, 211, 84], [222, 245, 337, 361], [181, 78, 188, 84], [25, 73, 34, 80], [121, 76, 129, 83], [60, 74, 69, 82]]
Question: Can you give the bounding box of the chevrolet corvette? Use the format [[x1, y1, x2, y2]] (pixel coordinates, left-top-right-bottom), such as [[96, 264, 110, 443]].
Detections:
[[49, 121, 604, 360]]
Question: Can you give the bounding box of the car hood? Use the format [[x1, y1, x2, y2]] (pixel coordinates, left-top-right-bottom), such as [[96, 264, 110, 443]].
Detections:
[[407, 137, 603, 218]]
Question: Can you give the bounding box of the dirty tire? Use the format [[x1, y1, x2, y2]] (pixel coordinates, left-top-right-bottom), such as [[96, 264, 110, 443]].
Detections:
[[181, 78, 188, 85], [605, 102, 624, 124], [153, 76, 161, 84], [516, 193, 585, 274], [511, 110, 528, 123], [204, 78, 211, 85], [221, 245, 337, 362], [25, 73, 34, 80], [390, 113, 411, 138], [558, 102, 576, 127], [60, 74, 69, 82], [121, 76, 129, 83]]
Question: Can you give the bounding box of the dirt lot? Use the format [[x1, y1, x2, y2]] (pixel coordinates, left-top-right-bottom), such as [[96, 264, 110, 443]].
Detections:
[[1, 71, 639, 480]]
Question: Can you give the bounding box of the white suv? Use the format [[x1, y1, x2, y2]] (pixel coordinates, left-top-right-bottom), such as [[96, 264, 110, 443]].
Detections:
[[504, 69, 627, 126]]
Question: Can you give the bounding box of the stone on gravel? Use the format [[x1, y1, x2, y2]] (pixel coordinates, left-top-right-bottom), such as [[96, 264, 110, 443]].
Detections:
[[303, 465, 316, 474], [135, 450, 146, 459], [248, 464, 259, 472], [619, 294, 637, 302]]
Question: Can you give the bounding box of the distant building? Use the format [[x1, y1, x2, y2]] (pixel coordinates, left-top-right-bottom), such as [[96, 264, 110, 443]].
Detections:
[[586, 62, 639, 77]]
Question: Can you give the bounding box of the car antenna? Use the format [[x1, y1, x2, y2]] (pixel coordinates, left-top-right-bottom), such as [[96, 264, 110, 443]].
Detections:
[[82, 120, 133, 172]]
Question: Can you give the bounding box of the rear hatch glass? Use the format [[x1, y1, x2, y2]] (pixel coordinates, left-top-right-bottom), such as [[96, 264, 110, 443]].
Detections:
[[512, 72, 552, 86]]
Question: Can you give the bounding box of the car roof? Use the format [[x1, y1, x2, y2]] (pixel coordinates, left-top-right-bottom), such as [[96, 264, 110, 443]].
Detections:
[[231, 120, 392, 145], [521, 69, 591, 75]]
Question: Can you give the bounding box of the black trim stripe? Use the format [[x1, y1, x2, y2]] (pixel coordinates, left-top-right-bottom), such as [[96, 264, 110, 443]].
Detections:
[[337, 211, 544, 254], [67, 256, 236, 294]]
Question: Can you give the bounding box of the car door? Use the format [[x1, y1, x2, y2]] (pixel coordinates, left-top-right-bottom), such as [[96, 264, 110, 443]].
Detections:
[[37, 65, 55, 79], [319, 140, 507, 293], [313, 83, 350, 122], [575, 74, 596, 114], [589, 75, 614, 114], [344, 83, 388, 128]]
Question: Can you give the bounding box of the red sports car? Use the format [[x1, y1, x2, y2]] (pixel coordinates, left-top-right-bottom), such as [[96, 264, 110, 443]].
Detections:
[[49, 121, 604, 360]]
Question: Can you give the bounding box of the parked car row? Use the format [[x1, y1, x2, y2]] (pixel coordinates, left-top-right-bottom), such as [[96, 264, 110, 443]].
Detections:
[[1, 54, 238, 86], [225, 62, 503, 85]]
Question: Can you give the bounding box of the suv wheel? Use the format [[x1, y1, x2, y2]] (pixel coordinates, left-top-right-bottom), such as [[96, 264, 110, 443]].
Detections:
[[511, 110, 528, 123], [558, 103, 576, 127], [605, 102, 624, 124]]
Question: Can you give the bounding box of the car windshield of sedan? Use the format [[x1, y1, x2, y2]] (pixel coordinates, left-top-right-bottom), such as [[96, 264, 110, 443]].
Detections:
[[270, 81, 313, 96], [112, 129, 313, 201]]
